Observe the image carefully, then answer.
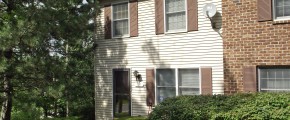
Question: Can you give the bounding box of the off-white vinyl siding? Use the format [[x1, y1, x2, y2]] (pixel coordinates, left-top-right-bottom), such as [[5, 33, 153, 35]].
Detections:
[[95, 0, 223, 119]]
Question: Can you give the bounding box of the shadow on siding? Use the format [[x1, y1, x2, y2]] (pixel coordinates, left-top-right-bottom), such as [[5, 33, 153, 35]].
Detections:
[[94, 16, 148, 119], [223, 57, 238, 94], [213, 12, 222, 37], [95, 14, 128, 119], [142, 38, 169, 68]]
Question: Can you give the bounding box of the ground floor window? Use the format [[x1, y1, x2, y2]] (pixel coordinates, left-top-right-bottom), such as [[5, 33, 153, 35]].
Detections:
[[258, 67, 290, 92], [156, 68, 200, 103]]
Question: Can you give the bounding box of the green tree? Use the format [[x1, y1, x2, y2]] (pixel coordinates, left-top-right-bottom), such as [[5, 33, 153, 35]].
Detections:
[[0, 0, 98, 119]]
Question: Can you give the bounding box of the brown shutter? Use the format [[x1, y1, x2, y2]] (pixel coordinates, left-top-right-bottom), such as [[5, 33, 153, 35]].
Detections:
[[146, 68, 155, 106], [155, 0, 164, 35], [201, 67, 212, 95], [187, 0, 198, 31], [130, 0, 138, 37], [104, 4, 112, 39], [243, 66, 257, 92], [257, 0, 272, 21]]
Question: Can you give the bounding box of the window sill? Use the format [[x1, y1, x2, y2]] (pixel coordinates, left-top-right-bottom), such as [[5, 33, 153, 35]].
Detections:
[[135, 86, 145, 88], [165, 30, 188, 35], [272, 19, 290, 25], [112, 35, 130, 39]]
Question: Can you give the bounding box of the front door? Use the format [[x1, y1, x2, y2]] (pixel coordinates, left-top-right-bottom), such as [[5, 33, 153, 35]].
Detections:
[[113, 69, 131, 117]]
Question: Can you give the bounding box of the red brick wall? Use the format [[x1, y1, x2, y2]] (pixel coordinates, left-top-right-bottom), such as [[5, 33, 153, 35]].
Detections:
[[222, 0, 290, 94]]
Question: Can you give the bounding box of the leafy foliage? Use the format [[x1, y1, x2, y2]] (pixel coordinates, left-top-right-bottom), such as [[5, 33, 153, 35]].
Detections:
[[148, 93, 290, 120], [12, 103, 43, 120], [0, 0, 97, 119]]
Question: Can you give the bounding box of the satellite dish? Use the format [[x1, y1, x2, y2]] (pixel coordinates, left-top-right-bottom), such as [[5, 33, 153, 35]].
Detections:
[[203, 3, 217, 18]]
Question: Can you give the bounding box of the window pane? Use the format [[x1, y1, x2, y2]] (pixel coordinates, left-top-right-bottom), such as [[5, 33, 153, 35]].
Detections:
[[179, 88, 199, 95], [285, 6, 290, 16], [156, 69, 176, 86], [157, 87, 176, 103], [268, 69, 276, 78], [259, 68, 290, 92], [178, 69, 199, 87], [114, 20, 128, 36], [114, 21, 120, 35], [165, 0, 186, 31], [260, 78, 268, 89], [269, 79, 276, 89], [166, 12, 186, 31], [166, 0, 185, 13], [283, 79, 290, 89], [178, 69, 200, 95], [275, 4, 283, 17], [276, 69, 283, 78], [113, 3, 128, 20], [123, 20, 128, 34], [275, 79, 284, 88], [283, 70, 290, 78], [275, 0, 290, 18], [276, 0, 284, 6], [113, 3, 129, 37], [264, 79, 274, 89], [260, 69, 268, 78], [285, 0, 290, 5]]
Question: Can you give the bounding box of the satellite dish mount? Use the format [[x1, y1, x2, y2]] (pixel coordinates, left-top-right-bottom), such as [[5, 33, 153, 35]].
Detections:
[[203, 3, 217, 29]]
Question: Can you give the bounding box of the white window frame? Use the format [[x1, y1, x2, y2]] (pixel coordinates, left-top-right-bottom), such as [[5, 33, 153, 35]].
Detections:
[[273, 0, 290, 21], [111, 1, 130, 38], [164, 0, 188, 33], [258, 67, 290, 92], [154, 67, 201, 105]]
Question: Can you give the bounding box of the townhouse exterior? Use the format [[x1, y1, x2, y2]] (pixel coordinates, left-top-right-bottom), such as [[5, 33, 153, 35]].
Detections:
[[95, 0, 290, 119], [223, 0, 290, 94], [95, 0, 223, 119]]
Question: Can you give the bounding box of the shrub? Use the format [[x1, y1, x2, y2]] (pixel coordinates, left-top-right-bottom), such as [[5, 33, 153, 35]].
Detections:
[[214, 93, 290, 120], [42, 116, 79, 120], [148, 93, 290, 120], [12, 103, 43, 120]]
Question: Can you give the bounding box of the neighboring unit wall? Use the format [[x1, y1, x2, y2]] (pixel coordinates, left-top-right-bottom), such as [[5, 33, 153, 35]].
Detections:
[[95, 0, 223, 119], [223, 0, 290, 94]]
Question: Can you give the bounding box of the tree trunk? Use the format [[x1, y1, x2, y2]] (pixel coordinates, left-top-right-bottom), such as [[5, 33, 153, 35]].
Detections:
[[66, 101, 69, 117], [1, 75, 12, 120], [43, 107, 48, 118], [54, 102, 57, 117], [65, 44, 69, 117]]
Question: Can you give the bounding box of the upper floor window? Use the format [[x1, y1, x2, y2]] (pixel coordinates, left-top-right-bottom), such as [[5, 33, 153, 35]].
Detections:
[[273, 0, 290, 20], [259, 67, 290, 92], [112, 2, 129, 37], [165, 0, 186, 32]]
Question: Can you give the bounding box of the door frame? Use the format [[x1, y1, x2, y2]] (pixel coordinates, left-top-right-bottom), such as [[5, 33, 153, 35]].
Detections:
[[112, 68, 131, 117]]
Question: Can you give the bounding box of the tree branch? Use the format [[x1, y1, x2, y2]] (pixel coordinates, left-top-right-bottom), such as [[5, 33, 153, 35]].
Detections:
[[0, 86, 8, 92], [13, 85, 40, 92], [3, 0, 15, 13], [86, 0, 93, 5], [2, 0, 8, 6]]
